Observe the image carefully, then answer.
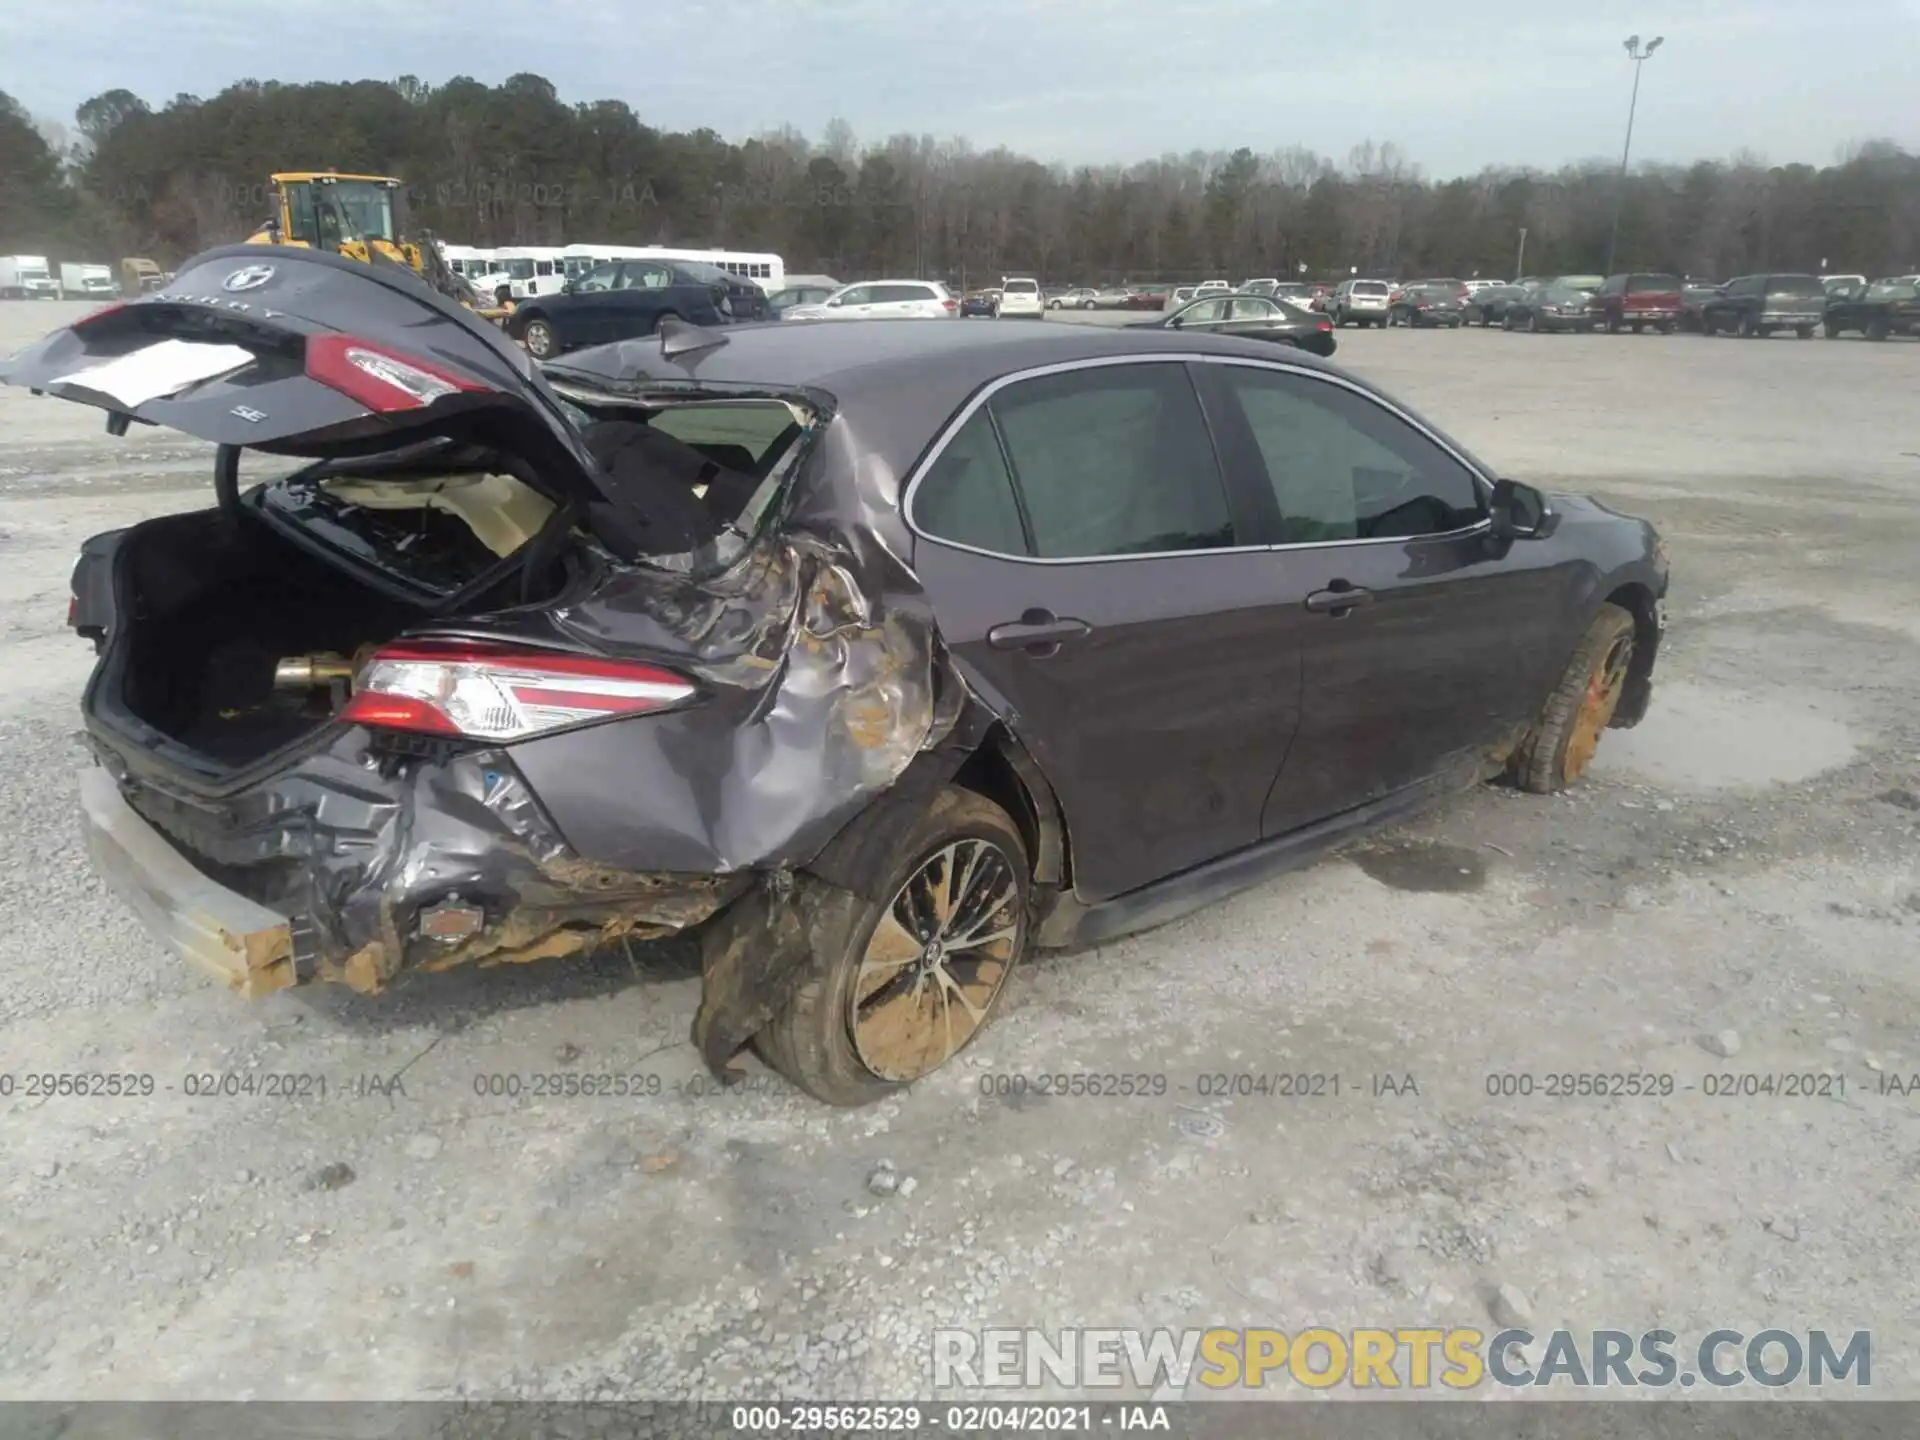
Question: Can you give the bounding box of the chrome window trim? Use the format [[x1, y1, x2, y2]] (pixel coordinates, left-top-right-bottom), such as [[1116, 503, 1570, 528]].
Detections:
[[902, 351, 1492, 566]]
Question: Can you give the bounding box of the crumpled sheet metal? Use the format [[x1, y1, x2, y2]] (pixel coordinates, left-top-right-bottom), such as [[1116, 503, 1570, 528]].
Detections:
[[116, 731, 744, 990], [527, 410, 967, 878]]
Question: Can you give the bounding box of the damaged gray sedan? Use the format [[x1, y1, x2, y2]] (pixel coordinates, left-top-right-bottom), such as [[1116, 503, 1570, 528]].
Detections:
[[9, 246, 1667, 1105]]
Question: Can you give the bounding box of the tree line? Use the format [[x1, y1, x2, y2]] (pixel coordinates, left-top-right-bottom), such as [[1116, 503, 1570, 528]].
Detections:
[[3, 75, 1917, 285]]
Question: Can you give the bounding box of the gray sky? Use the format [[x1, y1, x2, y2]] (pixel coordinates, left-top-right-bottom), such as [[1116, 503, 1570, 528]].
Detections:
[[6, 0, 1917, 176]]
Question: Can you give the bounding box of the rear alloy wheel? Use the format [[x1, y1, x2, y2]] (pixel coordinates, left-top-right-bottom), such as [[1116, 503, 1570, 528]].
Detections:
[[521, 319, 558, 359], [1508, 603, 1637, 794], [757, 787, 1030, 1106]]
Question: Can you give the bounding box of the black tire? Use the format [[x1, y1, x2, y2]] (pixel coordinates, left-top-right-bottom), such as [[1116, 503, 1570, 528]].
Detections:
[[1528, 311, 1541, 333], [1823, 318, 1841, 338], [1739, 313, 1760, 337], [1630, 320, 1644, 334], [1700, 312, 1717, 336], [1605, 314, 1622, 334], [1503, 311, 1517, 331], [755, 786, 1031, 1107], [1507, 603, 1637, 794], [1655, 320, 1674, 334], [521, 318, 558, 359], [1866, 317, 1890, 341], [1796, 325, 1814, 340]]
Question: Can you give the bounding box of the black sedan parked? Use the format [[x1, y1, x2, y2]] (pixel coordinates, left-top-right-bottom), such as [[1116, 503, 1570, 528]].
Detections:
[[1503, 281, 1596, 333], [1466, 284, 1528, 327], [1822, 276, 1920, 340], [1135, 292, 1337, 356], [506, 257, 766, 359], [1386, 284, 1466, 328], [8, 244, 1667, 1106]]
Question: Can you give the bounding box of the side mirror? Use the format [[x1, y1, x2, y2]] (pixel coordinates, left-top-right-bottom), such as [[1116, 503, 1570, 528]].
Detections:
[[825, 297, 843, 307], [1167, 314, 1183, 328], [1489, 479, 1558, 542]]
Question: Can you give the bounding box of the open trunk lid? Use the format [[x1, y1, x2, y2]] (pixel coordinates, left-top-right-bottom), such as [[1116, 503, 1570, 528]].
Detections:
[[0, 244, 606, 501]]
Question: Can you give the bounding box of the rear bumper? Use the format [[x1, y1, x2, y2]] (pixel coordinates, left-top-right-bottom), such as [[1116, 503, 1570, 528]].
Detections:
[[81, 767, 300, 997], [81, 731, 752, 995]]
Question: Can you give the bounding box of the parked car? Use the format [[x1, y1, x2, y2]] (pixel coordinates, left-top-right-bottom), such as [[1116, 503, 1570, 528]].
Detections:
[[1328, 278, 1392, 327], [1090, 287, 1135, 310], [1421, 277, 1471, 304], [1678, 281, 1722, 332], [998, 277, 1045, 319], [13, 242, 1668, 1106], [1271, 282, 1316, 307], [1463, 280, 1502, 297], [1699, 274, 1826, 338], [1123, 288, 1169, 311], [1049, 288, 1099, 310], [1134, 293, 1338, 357], [1822, 275, 1920, 340], [1504, 281, 1595, 333], [782, 279, 958, 322], [1194, 280, 1232, 296], [960, 290, 1000, 318], [1821, 273, 1867, 293], [766, 280, 841, 318], [506, 257, 750, 359], [1240, 279, 1279, 297], [1465, 284, 1528, 327], [1593, 273, 1682, 334], [1386, 283, 1466, 328], [1169, 286, 1198, 307]]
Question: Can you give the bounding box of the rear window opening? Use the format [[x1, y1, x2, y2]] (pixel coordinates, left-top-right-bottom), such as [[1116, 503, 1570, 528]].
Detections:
[[1352, 282, 1390, 295], [1766, 277, 1826, 297], [1627, 274, 1680, 291]]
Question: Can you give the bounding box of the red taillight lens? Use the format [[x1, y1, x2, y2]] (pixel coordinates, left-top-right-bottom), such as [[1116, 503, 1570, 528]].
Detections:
[[338, 639, 697, 741], [1316, 319, 1333, 331], [66, 595, 78, 626], [304, 334, 490, 414], [942, 299, 957, 312], [73, 302, 132, 329]]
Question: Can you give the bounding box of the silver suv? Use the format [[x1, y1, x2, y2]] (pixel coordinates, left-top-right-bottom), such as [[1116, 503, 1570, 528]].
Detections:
[[1330, 279, 1392, 327]]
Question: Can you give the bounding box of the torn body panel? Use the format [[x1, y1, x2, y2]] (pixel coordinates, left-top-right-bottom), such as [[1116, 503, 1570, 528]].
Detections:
[[86, 726, 748, 992]]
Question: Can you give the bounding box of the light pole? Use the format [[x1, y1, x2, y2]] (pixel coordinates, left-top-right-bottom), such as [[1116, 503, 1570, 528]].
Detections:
[[1515, 226, 1528, 281], [1604, 34, 1663, 278]]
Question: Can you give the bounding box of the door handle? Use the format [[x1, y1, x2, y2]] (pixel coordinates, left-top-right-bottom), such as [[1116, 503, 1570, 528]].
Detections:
[[987, 610, 1092, 653], [1304, 585, 1373, 614]]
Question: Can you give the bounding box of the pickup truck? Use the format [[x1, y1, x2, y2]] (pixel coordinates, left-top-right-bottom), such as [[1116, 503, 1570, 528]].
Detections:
[[1593, 272, 1681, 333]]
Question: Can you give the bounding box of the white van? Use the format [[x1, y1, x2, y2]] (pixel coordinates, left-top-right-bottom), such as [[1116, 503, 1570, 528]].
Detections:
[[998, 276, 1044, 318], [490, 247, 568, 300]]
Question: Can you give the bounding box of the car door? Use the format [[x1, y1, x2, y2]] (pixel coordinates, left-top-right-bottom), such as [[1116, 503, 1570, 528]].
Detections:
[[828, 284, 876, 319], [1170, 297, 1228, 332], [1223, 296, 1287, 340], [905, 358, 1300, 902], [1197, 359, 1579, 835]]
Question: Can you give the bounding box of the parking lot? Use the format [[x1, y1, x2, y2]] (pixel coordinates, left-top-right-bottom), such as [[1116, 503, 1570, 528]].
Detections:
[[3, 299, 1918, 1400]]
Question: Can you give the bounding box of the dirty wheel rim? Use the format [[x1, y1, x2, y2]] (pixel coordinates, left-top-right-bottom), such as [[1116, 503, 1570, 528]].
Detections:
[[1564, 633, 1634, 782], [524, 322, 554, 358], [849, 838, 1022, 1083]]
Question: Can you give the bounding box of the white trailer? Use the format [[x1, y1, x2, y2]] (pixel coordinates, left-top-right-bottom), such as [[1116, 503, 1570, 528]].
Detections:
[[0, 256, 58, 299], [59, 262, 116, 300]]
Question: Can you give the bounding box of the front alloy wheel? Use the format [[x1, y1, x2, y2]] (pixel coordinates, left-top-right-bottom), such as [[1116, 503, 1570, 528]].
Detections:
[[1508, 602, 1637, 792], [757, 787, 1030, 1105], [522, 319, 558, 359]]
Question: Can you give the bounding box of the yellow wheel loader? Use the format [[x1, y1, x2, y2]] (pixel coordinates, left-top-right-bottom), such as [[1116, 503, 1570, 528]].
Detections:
[[244, 172, 512, 324]]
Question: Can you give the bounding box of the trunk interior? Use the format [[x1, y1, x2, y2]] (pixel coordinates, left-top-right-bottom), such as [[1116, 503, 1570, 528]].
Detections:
[[111, 508, 436, 768]]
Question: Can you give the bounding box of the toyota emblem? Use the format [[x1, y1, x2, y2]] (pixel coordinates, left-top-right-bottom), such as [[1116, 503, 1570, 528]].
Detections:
[[222, 264, 276, 293]]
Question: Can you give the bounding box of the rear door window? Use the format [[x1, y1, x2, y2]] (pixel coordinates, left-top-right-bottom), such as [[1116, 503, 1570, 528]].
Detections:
[[1228, 297, 1280, 320], [913, 411, 1030, 556], [1218, 366, 1485, 544], [988, 362, 1235, 559]]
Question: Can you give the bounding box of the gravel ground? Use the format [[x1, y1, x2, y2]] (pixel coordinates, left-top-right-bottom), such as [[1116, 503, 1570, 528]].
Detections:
[[2, 299, 1918, 1402]]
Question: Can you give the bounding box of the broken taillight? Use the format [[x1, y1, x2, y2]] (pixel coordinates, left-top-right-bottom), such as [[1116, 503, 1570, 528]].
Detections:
[[304, 334, 490, 413], [339, 639, 698, 741]]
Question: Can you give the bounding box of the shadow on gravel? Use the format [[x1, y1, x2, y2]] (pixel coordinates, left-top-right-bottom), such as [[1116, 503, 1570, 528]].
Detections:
[[291, 932, 703, 1035]]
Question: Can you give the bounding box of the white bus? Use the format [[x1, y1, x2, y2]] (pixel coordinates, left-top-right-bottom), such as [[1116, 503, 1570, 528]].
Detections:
[[557, 244, 784, 293], [439, 245, 498, 282], [483, 246, 569, 300]]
